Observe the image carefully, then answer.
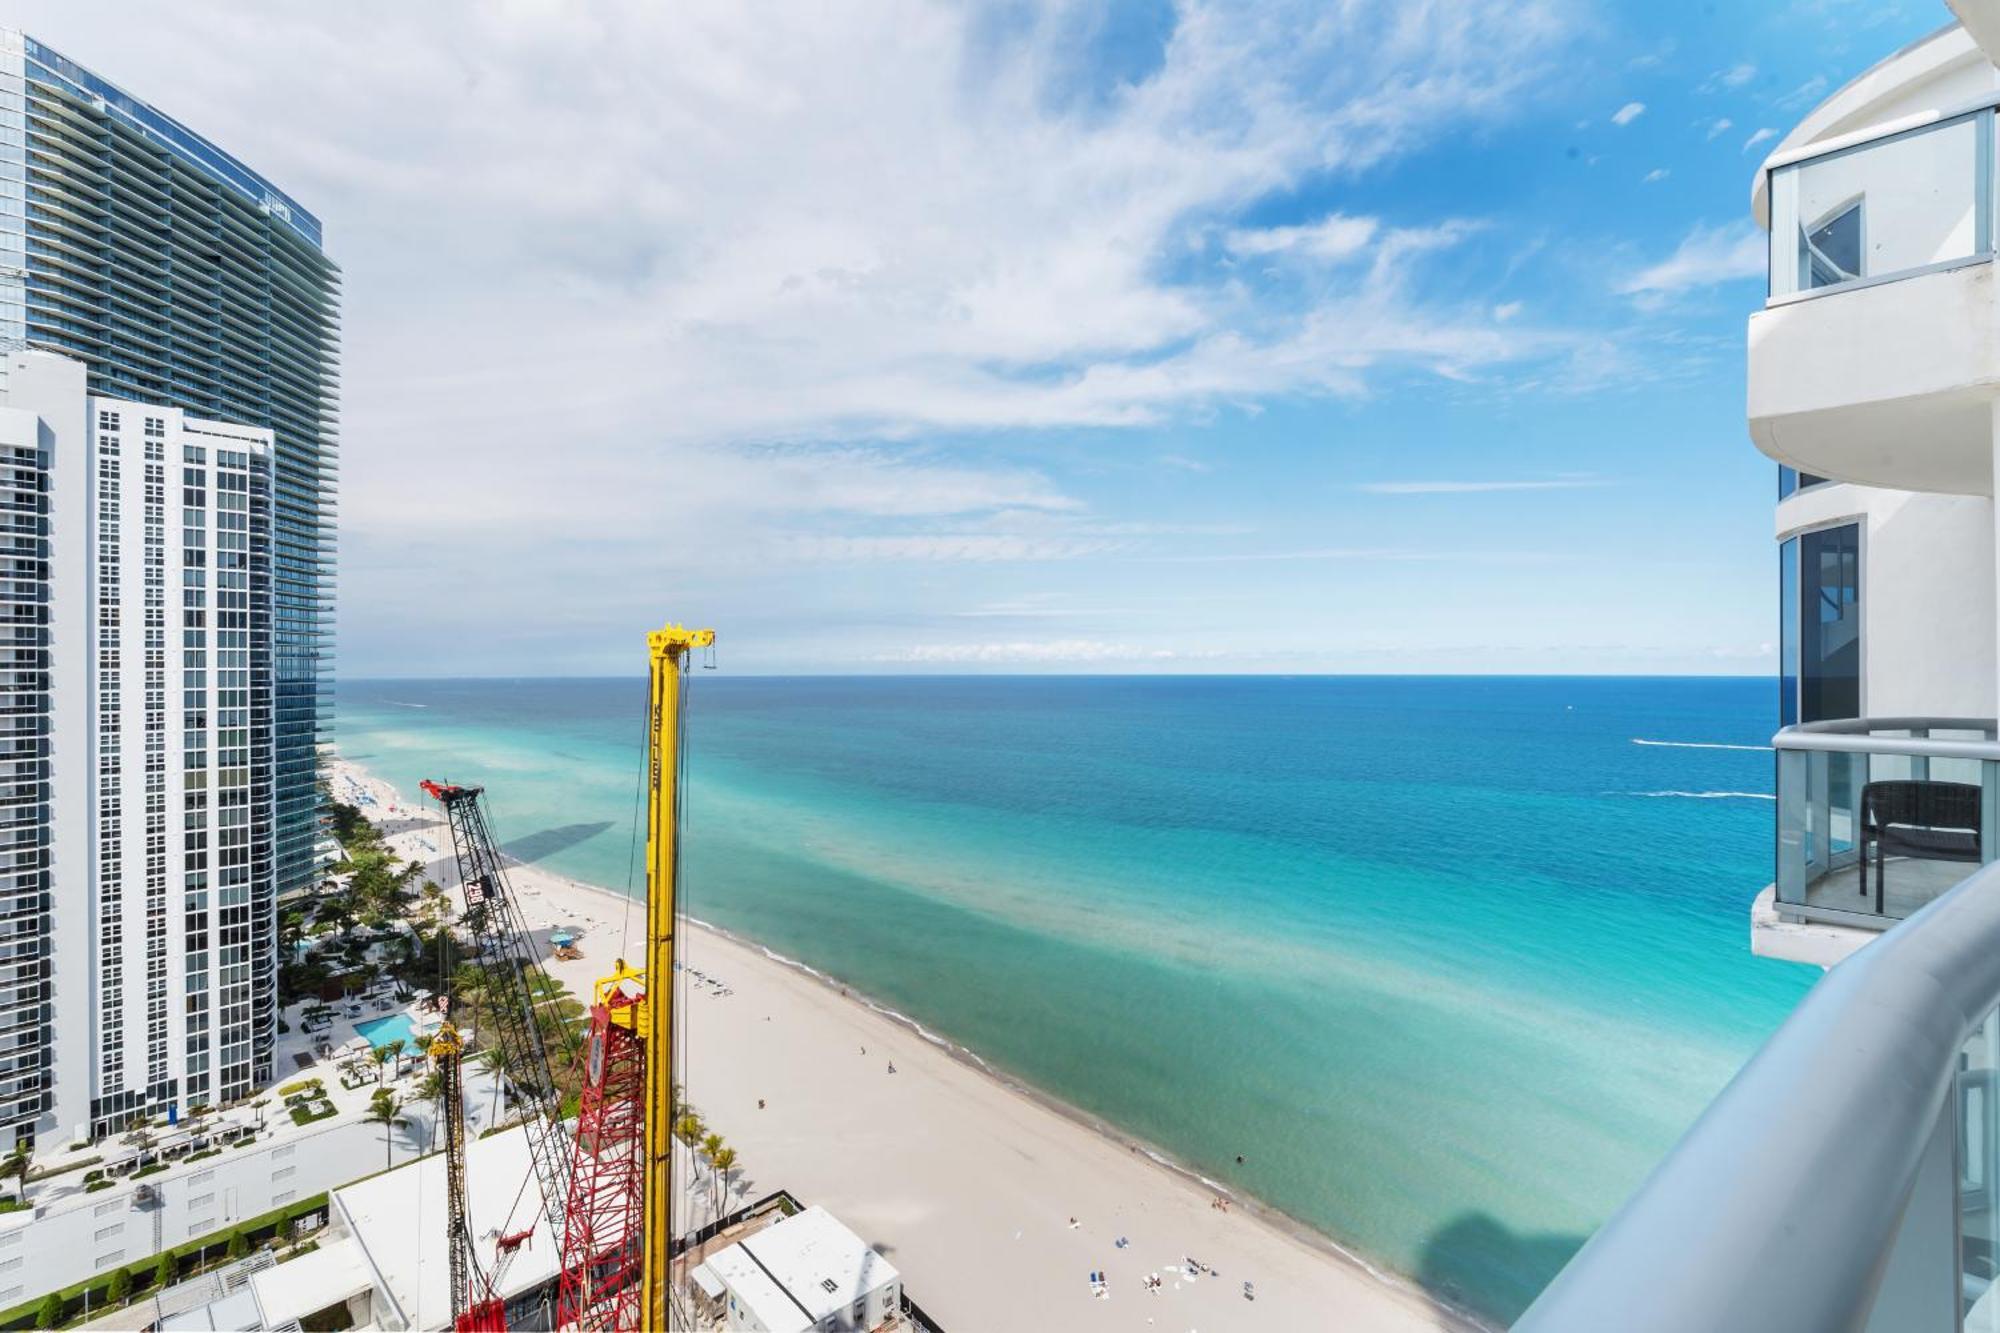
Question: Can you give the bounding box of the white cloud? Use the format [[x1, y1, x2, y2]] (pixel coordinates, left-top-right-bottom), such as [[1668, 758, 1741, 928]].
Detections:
[[1642, 168, 1670, 183], [1698, 63, 1756, 93], [1743, 127, 1778, 153], [1776, 75, 1829, 110], [0, 0, 1588, 671], [1224, 214, 1380, 261], [1492, 300, 1524, 322], [875, 640, 1200, 664], [1704, 117, 1733, 141], [1611, 101, 1646, 126], [1618, 222, 1765, 298], [1357, 478, 1608, 494]]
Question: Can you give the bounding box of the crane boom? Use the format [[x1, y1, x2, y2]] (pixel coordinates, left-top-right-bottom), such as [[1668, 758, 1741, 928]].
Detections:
[[641, 624, 712, 1332], [420, 779, 577, 1268]]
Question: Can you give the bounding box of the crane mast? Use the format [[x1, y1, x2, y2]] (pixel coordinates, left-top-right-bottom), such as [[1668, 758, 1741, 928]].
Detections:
[[432, 1022, 507, 1332], [640, 624, 712, 1331]]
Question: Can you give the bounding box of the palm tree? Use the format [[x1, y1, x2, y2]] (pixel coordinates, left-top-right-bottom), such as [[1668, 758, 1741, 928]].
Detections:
[[374, 1045, 394, 1086], [382, 1037, 408, 1081], [709, 1145, 737, 1220], [0, 1140, 28, 1204], [472, 1046, 509, 1125], [698, 1132, 724, 1217], [366, 1090, 400, 1170], [674, 1111, 705, 1147]]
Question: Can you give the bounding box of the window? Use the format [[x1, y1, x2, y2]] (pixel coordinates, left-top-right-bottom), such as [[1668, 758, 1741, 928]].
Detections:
[[1803, 199, 1862, 288], [1780, 522, 1861, 726], [1777, 465, 1830, 500]]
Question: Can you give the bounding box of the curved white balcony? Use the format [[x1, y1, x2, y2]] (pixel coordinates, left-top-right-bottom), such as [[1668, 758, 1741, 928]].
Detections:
[[1749, 106, 2000, 495]]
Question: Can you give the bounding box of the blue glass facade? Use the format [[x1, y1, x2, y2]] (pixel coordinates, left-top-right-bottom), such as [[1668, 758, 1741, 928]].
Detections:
[[2, 33, 337, 1091]]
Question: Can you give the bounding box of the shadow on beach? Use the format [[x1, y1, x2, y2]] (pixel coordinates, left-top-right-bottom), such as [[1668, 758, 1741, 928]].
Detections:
[[503, 821, 615, 865], [1416, 1212, 1585, 1330]]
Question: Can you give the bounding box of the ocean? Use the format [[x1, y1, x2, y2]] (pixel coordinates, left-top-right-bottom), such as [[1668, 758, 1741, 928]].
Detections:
[[335, 674, 1809, 1323]]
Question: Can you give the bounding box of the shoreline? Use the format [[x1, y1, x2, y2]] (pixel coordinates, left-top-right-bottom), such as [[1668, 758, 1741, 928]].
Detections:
[[329, 754, 1495, 1332]]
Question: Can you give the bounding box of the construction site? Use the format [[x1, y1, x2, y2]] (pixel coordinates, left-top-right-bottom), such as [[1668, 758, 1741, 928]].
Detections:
[[280, 624, 927, 1333]]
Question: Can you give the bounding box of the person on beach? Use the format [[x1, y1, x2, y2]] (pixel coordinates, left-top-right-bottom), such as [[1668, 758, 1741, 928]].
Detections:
[[887, 1060, 896, 1073]]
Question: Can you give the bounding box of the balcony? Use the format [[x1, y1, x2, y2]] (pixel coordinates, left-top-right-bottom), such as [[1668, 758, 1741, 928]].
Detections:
[[1520, 860, 2000, 1332], [1749, 106, 2000, 494], [1773, 718, 1999, 938]]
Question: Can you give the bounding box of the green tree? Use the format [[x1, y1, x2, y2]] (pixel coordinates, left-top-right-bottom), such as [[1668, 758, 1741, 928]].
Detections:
[[226, 1227, 249, 1260], [471, 1046, 509, 1124], [709, 1144, 737, 1220], [0, 1139, 29, 1201], [152, 1251, 174, 1288], [674, 1111, 705, 1147], [107, 1266, 131, 1305], [367, 1090, 401, 1170], [382, 1038, 407, 1081], [33, 1291, 60, 1329]]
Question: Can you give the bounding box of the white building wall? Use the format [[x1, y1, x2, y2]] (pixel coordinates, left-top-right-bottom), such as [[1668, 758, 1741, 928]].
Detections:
[[0, 351, 276, 1146], [1778, 481, 1997, 717]]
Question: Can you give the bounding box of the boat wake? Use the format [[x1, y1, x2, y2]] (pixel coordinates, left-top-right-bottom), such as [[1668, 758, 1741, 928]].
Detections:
[[1618, 789, 1775, 801], [1631, 738, 1768, 751]]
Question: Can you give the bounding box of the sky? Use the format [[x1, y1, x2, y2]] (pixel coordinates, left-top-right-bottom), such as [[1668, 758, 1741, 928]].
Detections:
[[0, 0, 1949, 675]]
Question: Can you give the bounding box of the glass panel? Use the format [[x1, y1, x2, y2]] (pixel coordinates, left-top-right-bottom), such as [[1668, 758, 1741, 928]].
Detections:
[[1800, 524, 1860, 724], [1774, 739, 1995, 923], [1965, 1003, 2000, 1330], [1780, 537, 1799, 729], [1770, 112, 1987, 298]]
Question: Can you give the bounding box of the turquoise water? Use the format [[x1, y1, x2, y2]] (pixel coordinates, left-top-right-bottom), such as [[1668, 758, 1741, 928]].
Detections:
[[355, 1012, 418, 1051], [337, 675, 1811, 1323]]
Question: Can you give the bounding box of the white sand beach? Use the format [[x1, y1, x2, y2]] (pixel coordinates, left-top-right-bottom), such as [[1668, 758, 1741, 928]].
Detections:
[[328, 756, 1487, 1332]]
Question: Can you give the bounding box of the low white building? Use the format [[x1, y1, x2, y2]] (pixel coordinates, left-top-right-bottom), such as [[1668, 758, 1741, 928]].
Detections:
[[696, 1205, 901, 1333], [328, 1123, 559, 1331]]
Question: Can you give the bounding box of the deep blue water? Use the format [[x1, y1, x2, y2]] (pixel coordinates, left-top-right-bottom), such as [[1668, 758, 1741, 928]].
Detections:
[[336, 674, 1809, 1323]]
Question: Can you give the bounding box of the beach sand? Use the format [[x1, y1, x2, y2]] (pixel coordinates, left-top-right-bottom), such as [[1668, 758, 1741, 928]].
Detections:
[[329, 756, 1487, 1332]]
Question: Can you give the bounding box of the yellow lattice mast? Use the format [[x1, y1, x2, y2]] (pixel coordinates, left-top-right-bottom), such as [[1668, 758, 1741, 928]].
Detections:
[[640, 623, 712, 1331]]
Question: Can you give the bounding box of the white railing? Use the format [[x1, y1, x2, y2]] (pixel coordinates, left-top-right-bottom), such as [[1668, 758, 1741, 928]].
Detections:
[[1519, 857, 2000, 1330]]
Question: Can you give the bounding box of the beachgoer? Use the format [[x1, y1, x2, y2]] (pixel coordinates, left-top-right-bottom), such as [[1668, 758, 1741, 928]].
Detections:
[[757, 1099, 766, 1110], [1235, 1154, 1245, 1164], [887, 1061, 896, 1074]]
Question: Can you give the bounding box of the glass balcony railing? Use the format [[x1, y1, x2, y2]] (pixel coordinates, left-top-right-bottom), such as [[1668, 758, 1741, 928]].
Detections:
[[1768, 107, 1994, 300], [1775, 717, 2000, 928]]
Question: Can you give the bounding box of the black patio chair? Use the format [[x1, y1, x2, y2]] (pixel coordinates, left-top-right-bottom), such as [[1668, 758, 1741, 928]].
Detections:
[[1859, 779, 1983, 914]]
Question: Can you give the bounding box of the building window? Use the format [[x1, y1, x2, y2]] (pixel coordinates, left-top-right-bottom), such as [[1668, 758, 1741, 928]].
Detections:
[[1780, 521, 1862, 726], [1777, 465, 1830, 500]]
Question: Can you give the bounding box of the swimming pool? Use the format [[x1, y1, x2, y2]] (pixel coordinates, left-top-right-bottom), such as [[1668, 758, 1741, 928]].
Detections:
[[355, 1012, 418, 1051]]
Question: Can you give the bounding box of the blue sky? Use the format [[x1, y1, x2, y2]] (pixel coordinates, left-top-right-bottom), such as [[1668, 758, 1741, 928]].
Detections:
[[0, 0, 1948, 674]]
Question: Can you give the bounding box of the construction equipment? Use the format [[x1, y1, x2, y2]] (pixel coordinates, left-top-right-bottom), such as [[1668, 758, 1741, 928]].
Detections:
[[639, 624, 712, 1332], [554, 964, 647, 1330], [554, 623, 713, 1331], [432, 1023, 507, 1332], [420, 777, 580, 1318]]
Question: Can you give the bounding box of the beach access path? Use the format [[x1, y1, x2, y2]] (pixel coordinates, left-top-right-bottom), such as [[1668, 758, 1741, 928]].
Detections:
[[331, 757, 1485, 1333]]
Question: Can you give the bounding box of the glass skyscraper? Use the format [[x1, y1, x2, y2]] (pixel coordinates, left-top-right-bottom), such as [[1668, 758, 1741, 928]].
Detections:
[[0, 31, 336, 1137]]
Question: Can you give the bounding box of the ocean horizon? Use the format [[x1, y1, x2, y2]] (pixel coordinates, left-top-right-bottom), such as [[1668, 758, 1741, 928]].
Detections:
[[335, 673, 1810, 1323]]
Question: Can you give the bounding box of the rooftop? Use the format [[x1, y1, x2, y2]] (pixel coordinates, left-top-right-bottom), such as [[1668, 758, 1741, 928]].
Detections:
[[331, 1123, 558, 1330], [702, 1205, 899, 1331]]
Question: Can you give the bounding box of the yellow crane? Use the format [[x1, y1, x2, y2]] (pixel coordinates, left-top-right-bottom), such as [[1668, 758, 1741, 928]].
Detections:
[[640, 624, 713, 1330]]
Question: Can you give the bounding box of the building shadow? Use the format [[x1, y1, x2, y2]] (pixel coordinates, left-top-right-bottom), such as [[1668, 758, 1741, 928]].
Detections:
[[503, 821, 615, 865], [1415, 1212, 1586, 1329]]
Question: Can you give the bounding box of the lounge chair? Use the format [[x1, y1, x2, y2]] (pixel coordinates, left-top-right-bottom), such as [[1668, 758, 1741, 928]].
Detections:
[[1859, 779, 1983, 914]]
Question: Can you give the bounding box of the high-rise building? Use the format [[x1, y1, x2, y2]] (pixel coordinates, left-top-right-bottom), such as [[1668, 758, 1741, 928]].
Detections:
[[2, 31, 335, 897], [0, 33, 335, 1143], [3, 350, 274, 1142]]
